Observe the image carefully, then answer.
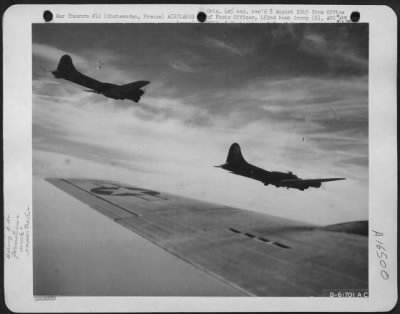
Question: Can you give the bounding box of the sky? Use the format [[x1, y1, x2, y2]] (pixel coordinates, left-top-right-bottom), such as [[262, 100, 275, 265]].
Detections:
[[32, 23, 369, 295], [33, 23, 368, 223]]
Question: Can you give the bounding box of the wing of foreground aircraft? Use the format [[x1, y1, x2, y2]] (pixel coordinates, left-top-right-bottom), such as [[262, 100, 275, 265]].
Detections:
[[52, 55, 149, 103], [46, 178, 367, 296], [216, 143, 345, 191]]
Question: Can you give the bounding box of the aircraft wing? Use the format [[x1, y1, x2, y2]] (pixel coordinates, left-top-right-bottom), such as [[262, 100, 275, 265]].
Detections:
[[46, 178, 367, 296], [282, 178, 346, 184], [280, 178, 345, 188]]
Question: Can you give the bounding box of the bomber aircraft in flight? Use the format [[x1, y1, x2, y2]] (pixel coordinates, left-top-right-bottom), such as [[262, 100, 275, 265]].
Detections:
[[216, 143, 345, 191], [52, 55, 150, 103]]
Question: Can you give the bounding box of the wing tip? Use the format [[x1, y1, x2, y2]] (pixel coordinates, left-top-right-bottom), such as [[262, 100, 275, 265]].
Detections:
[[321, 220, 368, 236], [44, 177, 58, 183]]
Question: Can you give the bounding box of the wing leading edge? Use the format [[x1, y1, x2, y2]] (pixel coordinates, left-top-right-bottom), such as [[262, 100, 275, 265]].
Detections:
[[46, 178, 368, 296], [281, 178, 346, 184]]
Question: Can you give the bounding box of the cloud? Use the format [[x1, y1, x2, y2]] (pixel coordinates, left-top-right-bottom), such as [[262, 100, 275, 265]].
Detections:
[[300, 32, 368, 69], [32, 85, 368, 225], [32, 23, 368, 225], [204, 37, 249, 56], [169, 60, 197, 73], [33, 43, 87, 66]]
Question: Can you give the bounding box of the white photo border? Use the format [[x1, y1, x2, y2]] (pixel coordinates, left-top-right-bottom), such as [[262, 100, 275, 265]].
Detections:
[[3, 4, 398, 312]]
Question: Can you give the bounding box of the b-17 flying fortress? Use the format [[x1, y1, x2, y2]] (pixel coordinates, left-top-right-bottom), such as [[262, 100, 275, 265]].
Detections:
[[52, 55, 149, 103], [216, 143, 345, 190]]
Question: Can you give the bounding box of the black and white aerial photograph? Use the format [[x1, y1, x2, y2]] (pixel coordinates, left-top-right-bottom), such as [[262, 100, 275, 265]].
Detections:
[[32, 22, 368, 297]]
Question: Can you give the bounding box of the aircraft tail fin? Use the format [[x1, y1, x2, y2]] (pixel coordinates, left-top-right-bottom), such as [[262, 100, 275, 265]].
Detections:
[[52, 55, 78, 78], [226, 143, 246, 166], [51, 55, 104, 91]]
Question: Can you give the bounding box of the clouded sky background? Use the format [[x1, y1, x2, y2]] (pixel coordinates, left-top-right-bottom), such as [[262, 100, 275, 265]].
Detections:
[[32, 22, 368, 296], [33, 23, 368, 226]]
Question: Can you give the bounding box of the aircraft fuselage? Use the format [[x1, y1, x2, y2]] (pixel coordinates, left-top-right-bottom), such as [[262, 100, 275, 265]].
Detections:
[[221, 162, 300, 188]]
